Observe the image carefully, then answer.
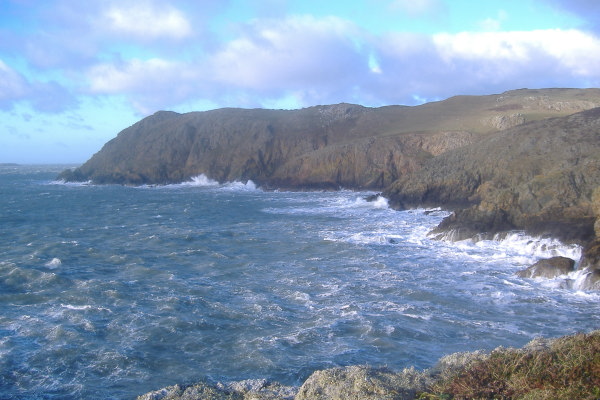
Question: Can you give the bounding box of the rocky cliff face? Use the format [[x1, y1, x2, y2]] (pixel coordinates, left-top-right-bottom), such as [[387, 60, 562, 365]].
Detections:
[[59, 88, 600, 190], [384, 107, 600, 243], [383, 106, 600, 284]]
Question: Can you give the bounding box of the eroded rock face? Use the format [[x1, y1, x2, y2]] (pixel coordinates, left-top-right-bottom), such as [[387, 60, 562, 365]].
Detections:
[[516, 257, 576, 279], [386, 107, 600, 243]]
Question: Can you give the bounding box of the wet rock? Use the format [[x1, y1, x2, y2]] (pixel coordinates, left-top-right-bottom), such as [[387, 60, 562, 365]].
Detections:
[[578, 269, 600, 290], [516, 256, 576, 279]]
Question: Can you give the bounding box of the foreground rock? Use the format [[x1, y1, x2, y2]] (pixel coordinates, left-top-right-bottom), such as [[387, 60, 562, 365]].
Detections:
[[295, 366, 429, 400], [60, 88, 600, 189], [137, 379, 297, 400], [137, 331, 600, 400]]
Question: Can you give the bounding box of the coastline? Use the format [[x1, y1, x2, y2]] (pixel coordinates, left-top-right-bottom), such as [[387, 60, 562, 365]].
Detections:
[[137, 329, 600, 400]]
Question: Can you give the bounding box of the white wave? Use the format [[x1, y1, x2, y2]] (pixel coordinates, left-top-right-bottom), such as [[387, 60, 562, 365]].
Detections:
[[60, 304, 93, 311], [447, 231, 582, 263], [181, 174, 219, 187], [349, 195, 389, 209], [47, 179, 93, 186], [222, 180, 258, 191], [370, 196, 389, 209], [164, 174, 259, 191], [45, 258, 62, 268]]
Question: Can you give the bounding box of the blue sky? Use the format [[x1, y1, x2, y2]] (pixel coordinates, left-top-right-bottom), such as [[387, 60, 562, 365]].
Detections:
[[1, 0, 600, 164]]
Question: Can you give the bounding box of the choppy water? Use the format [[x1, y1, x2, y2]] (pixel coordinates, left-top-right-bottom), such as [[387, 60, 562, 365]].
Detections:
[[1, 165, 598, 399]]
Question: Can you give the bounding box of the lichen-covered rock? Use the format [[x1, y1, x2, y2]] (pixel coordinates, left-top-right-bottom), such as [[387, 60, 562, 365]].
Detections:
[[295, 365, 429, 400], [516, 256, 576, 279], [136, 382, 242, 400], [136, 379, 297, 400]]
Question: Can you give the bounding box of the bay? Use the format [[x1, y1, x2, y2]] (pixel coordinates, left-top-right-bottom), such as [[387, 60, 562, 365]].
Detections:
[[1, 165, 598, 399]]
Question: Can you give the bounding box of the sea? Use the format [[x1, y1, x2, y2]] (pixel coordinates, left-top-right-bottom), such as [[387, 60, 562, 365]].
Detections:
[[1, 165, 599, 399]]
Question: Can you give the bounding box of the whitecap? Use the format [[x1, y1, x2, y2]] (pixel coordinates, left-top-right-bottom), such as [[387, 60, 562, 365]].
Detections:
[[371, 196, 389, 209], [183, 174, 219, 187], [60, 304, 93, 311], [222, 180, 259, 191], [47, 179, 92, 186], [351, 195, 389, 209], [45, 258, 62, 268]]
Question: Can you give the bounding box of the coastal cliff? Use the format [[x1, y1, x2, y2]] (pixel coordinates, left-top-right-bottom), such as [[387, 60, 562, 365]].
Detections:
[[60, 88, 600, 190], [383, 106, 600, 288]]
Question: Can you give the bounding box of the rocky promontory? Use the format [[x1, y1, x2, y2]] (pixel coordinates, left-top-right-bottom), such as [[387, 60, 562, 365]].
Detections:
[[59, 88, 600, 190]]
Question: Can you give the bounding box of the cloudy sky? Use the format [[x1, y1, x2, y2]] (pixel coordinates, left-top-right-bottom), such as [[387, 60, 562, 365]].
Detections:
[[1, 0, 600, 163]]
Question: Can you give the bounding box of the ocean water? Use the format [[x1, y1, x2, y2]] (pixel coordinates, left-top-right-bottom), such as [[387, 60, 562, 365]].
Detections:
[[1, 165, 599, 399]]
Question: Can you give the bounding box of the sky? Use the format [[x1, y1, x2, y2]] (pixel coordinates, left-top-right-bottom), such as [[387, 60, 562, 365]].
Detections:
[[1, 0, 600, 164]]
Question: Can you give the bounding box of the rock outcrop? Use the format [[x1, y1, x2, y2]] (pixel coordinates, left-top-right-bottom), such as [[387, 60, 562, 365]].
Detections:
[[383, 106, 600, 286], [516, 256, 576, 279], [576, 187, 600, 290], [60, 88, 600, 189]]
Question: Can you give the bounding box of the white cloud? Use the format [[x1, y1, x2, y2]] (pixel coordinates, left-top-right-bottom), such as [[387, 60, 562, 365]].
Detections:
[[210, 15, 368, 98], [87, 57, 208, 114], [478, 10, 508, 31], [104, 2, 193, 40], [88, 58, 183, 93], [83, 19, 600, 114], [433, 29, 600, 76], [0, 60, 29, 104]]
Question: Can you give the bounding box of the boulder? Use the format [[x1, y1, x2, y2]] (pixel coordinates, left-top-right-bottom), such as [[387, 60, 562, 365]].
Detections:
[[295, 365, 428, 400], [578, 238, 600, 290], [516, 257, 575, 279]]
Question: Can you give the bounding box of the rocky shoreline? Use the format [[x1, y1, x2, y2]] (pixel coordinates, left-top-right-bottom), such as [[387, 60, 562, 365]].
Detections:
[[58, 89, 600, 290], [137, 331, 600, 400]]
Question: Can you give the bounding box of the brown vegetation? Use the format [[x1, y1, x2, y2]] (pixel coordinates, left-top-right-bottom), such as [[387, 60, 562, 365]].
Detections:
[[422, 331, 600, 400]]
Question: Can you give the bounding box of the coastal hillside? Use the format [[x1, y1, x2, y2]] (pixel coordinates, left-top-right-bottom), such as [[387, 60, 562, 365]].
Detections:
[[384, 106, 600, 243], [59, 88, 600, 189]]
